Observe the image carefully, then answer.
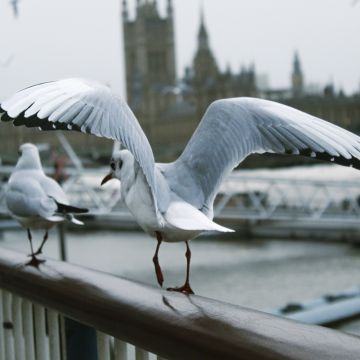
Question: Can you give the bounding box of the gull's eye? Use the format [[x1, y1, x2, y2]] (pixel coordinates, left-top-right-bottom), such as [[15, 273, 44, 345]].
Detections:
[[110, 162, 116, 171]]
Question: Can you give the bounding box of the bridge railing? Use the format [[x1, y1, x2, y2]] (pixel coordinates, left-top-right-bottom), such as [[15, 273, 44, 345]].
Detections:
[[2, 132, 360, 222], [1, 247, 360, 360], [2, 168, 360, 225], [214, 174, 360, 222]]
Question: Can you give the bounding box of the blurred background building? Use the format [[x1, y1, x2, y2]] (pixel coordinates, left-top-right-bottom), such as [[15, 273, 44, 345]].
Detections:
[[122, 0, 257, 157], [0, 0, 359, 163], [121, 0, 360, 160]]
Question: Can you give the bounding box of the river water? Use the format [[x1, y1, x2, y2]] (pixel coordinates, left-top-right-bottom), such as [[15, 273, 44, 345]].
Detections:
[[2, 229, 360, 335]]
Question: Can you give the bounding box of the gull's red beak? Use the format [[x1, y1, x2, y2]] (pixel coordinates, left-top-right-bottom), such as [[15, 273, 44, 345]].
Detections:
[[101, 173, 113, 186]]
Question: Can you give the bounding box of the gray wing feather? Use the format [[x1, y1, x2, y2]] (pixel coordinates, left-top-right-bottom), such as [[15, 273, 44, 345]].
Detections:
[[6, 177, 57, 219], [1, 78, 159, 215], [160, 97, 360, 214]]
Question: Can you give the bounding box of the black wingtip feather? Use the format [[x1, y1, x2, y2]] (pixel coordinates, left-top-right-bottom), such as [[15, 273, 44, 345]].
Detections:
[[25, 114, 46, 128], [1, 112, 13, 122], [55, 201, 89, 214], [40, 122, 56, 131], [13, 110, 28, 126], [298, 148, 360, 171], [0, 106, 78, 133], [53, 122, 71, 131], [0, 97, 86, 134]]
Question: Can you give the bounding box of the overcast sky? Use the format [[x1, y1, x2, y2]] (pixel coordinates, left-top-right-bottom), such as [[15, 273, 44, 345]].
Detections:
[[0, 0, 359, 100]]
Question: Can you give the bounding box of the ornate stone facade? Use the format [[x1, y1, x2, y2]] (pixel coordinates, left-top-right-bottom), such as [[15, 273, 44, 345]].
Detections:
[[122, 0, 258, 158], [121, 0, 360, 161]]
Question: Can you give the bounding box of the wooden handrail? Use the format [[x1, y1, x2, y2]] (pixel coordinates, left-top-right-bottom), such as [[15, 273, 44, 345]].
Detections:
[[0, 247, 360, 360]]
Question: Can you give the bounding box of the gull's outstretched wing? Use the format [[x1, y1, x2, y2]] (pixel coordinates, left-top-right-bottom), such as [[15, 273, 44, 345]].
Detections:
[[0, 78, 159, 213], [160, 97, 360, 214]]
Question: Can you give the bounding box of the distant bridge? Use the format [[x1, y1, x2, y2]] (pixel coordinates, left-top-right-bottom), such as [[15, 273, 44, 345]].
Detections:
[[2, 132, 360, 232], [1, 167, 360, 231], [215, 173, 360, 224]]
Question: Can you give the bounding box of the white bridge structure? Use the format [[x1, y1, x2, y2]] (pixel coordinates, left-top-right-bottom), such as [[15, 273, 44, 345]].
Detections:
[[1, 166, 360, 227], [214, 173, 360, 224], [1, 134, 360, 231]]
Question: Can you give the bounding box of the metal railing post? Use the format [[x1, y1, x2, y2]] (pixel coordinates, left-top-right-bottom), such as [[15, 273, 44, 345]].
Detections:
[[3, 290, 15, 360], [34, 304, 48, 360], [22, 300, 36, 360], [0, 289, 7, 360], [96, 331, 111, 360], [48, 310, 61, 360], [114, 339, 127, 360], [58, 223, 67, 262], [135, 348, 150, 360], [12, 295, 25, 360]]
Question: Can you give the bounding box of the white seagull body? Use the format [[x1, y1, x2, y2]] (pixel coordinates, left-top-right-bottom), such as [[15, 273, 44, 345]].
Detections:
[[2, 78, 360, 290], [5, 143, 88, 265], [116, 149, 232, 243]]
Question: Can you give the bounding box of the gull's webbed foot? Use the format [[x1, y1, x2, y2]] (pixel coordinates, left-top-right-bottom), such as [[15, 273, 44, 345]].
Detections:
[[26, 255, 46, 268], [167, 284, 195, 295], [167, 241, 195, 295]]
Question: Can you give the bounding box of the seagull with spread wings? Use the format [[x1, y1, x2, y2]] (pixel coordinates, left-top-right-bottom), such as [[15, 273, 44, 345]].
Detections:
[[2, 78, 360, 293]]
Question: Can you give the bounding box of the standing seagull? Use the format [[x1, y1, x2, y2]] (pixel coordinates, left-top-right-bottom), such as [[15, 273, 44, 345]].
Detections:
[[2, 79, 360, 292], [5, 143, 88, 266]]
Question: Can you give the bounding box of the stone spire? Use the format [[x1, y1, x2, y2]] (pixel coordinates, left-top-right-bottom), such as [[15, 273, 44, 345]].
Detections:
[[292, 51, 304, 97], [123, 0, 177, 110], [122, 0, 128, 21], [193, 6, 219, 87], [167, 0, 173, 18], [293, 52, 301, 75], [198, 6, 209, 50], [136, 0, 158, 18]]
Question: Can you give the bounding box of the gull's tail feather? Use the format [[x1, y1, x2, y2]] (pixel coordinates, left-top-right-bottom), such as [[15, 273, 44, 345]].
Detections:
[[208, 221, 234, 233], [55, 201, 89, 214], [68, 214, 84, 226], [45, 214, 84, 226], [165, 201, 234, 232], [54, 201, 87, 226], [45, 215, 65, 223]]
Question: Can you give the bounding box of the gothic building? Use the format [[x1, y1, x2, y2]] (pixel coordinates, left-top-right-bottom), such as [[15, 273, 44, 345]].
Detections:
[[122, 0, 177, 141], [121, 0, 258, 155], [284, 52, 360, 133], [0, 1, 359, 162], [185, 9, 257, 117], [121, 0, 360, 160]]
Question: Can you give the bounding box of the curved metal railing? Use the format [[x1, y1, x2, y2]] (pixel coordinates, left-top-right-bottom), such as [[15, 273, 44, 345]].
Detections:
[[1, 247, 360, 360]]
